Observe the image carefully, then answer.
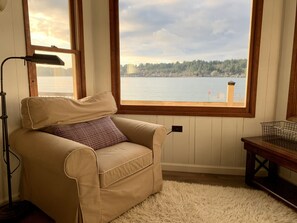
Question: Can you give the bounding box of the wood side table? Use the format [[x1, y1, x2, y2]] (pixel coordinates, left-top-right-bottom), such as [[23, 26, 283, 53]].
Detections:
[[241, 136, 297, 209]]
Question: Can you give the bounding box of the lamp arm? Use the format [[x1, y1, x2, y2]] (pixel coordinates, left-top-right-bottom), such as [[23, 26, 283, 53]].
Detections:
[[0, 57, 25, 93]]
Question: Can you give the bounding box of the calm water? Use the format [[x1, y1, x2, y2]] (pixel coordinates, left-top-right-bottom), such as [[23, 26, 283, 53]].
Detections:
[[38, 76, 246, 102], [38, 76, 73, 94], [121, 77, 246, 102]]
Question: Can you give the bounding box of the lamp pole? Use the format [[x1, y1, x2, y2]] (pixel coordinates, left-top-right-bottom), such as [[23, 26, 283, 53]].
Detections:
[[0, 54, 64, 220], [1, 57, 27, 208]]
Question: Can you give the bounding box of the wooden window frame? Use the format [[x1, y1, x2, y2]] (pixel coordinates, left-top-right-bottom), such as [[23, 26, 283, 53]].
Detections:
[[23, 0, 86, 99], [109, 0, 263, 117], [287, 3, 297, 121]]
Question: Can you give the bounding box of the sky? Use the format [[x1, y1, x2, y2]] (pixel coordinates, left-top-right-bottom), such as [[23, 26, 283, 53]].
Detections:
[[28, 0, 72, 68], [27, 0, 251, 67], [28, 0, 70, 49], [119, 0, 251, 65]]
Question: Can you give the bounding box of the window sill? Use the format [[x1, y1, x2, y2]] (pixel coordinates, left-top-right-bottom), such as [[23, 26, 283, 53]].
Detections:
[[117, 101, 255, 117]]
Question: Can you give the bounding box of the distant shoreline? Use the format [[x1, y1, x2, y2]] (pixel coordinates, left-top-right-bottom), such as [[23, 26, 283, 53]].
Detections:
[[120, 59, 248, 78], [120, 76, 246, 78]]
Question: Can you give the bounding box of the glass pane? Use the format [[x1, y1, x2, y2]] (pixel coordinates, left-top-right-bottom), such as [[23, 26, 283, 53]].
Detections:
[[119, 0, 251, 107], [28, 0, 71, 49], [36, 51, 76, 98]]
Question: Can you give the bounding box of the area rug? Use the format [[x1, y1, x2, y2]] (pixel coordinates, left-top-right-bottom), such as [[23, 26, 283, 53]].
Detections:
[[112, 180, 297, 223]]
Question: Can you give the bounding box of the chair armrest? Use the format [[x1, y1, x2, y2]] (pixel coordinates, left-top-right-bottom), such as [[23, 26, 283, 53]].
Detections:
[[10, 128, 97, 175], [111, 116, 167, 150], [111, 116, 166, 193], [9, 129, 101, 223]]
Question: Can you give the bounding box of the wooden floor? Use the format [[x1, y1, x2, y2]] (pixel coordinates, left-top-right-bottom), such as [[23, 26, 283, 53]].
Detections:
[[163, 171, 248, 188], [4, 171, 248, 222]]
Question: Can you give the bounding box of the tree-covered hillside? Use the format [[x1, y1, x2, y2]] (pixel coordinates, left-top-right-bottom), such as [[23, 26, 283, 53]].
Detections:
[[37, 67, 73, 76], [120, 59, 247, 78]]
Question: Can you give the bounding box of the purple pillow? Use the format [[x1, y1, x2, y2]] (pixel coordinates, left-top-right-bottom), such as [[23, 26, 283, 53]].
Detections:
[[42, 116, 127, 150]]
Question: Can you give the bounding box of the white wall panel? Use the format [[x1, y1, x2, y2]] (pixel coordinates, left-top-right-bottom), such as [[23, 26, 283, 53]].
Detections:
[[234, 119, 245, 167], [171, 116, 193, 164], [0, 0, 28, 204], [275, 0, 297, 184], [221, 118, 238, 167], [210, 118, 223, 166], [195, 118, 212, 165], [157, 116, 174, 162]]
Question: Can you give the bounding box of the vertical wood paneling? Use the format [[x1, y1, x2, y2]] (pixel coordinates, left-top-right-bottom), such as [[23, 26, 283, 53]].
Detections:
[[211, 118, 222, 166], [263, 0, 282, 122], [157, 116, 174, 162], [195, 118, 212, 165], [221, 118, 238, 166], [276, 0, 297, 120], [249, 0, 274, 123], [92, 0, 112, 93], [234, 118, 245, 167], [0, 0, 14, 205], [275, 0, 297, 185], [0, 0, 28, 204], [171, 116, 193, 164], [188, 117, 196, 164]]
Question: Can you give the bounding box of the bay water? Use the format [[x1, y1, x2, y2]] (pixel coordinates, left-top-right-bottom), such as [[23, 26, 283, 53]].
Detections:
[[121, 77, 246, 102], [37, 76, 246, 102]]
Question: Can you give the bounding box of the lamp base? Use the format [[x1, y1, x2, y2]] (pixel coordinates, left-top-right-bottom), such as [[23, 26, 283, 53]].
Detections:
[[0, 200, 33, 222]]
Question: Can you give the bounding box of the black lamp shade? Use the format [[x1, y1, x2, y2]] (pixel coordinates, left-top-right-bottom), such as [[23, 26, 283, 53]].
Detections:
[[24, 54, 65, 65]]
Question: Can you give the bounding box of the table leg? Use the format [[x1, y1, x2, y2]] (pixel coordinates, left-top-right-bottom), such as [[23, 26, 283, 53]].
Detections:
[[268, 161, 278, 179], [245, 150, 255, 186]]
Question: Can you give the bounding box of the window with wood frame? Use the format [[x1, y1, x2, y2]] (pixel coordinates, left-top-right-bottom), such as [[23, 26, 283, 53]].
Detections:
[[23, 0, 86, 99], [287, 3, 297, 121], [110, 0, 263, 117]]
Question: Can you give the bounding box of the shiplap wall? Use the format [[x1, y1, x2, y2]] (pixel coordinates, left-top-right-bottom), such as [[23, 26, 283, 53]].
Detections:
[[93, 0, 288, 175], [275, 0, 297, 184], [0, 0, 29, 204]]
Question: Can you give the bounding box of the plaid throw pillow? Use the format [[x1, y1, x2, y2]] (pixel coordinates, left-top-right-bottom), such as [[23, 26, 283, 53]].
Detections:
[[42, 116, 127, 150]]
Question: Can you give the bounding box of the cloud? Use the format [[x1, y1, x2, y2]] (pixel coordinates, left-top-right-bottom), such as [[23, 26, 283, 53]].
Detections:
[[119, 0, 251, 65], [28, 1, 70, 49]]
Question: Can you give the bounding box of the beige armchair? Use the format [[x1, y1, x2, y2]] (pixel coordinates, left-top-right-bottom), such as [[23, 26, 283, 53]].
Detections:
[[9, 92, 167, 223]]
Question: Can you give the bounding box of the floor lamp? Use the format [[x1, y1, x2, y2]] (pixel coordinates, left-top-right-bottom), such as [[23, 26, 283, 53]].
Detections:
[[0, 53, 64, 221]]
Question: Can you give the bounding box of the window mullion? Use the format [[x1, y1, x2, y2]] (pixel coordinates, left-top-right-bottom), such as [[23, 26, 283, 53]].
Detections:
[[31, 45, 78, 54]]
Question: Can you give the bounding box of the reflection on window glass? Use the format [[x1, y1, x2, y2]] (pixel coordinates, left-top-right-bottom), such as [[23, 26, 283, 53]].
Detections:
[[36, 52, 75, 98], [119, 0, 251, 107], [28, 0, 71, 49]]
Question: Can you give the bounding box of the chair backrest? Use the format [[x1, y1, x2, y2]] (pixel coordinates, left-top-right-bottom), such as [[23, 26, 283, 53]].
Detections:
[[21, 92, 117, 130]]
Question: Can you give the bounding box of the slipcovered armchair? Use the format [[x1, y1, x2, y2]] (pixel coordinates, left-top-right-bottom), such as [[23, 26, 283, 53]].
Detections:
[[9, 92, 167, 223]]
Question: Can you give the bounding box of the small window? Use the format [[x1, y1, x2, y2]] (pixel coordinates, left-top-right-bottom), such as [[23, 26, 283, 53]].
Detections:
[[23, 0, 86, 98], [110, 0, 263, 116]]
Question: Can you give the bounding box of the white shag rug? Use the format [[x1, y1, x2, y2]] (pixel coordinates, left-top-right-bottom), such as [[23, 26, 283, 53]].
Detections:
[[112, 180, 297, 223]]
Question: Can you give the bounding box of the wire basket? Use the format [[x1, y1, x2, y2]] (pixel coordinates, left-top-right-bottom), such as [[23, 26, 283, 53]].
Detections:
[[261, 121, 297, 148]]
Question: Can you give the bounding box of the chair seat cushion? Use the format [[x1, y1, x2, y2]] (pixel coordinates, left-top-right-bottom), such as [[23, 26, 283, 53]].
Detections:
[[96, 142, 153, 188]]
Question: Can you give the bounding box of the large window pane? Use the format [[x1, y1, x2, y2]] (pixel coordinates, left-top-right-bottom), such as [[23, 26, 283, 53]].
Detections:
[[28, 0, 71, 49], [119, 0, 251, 107]]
